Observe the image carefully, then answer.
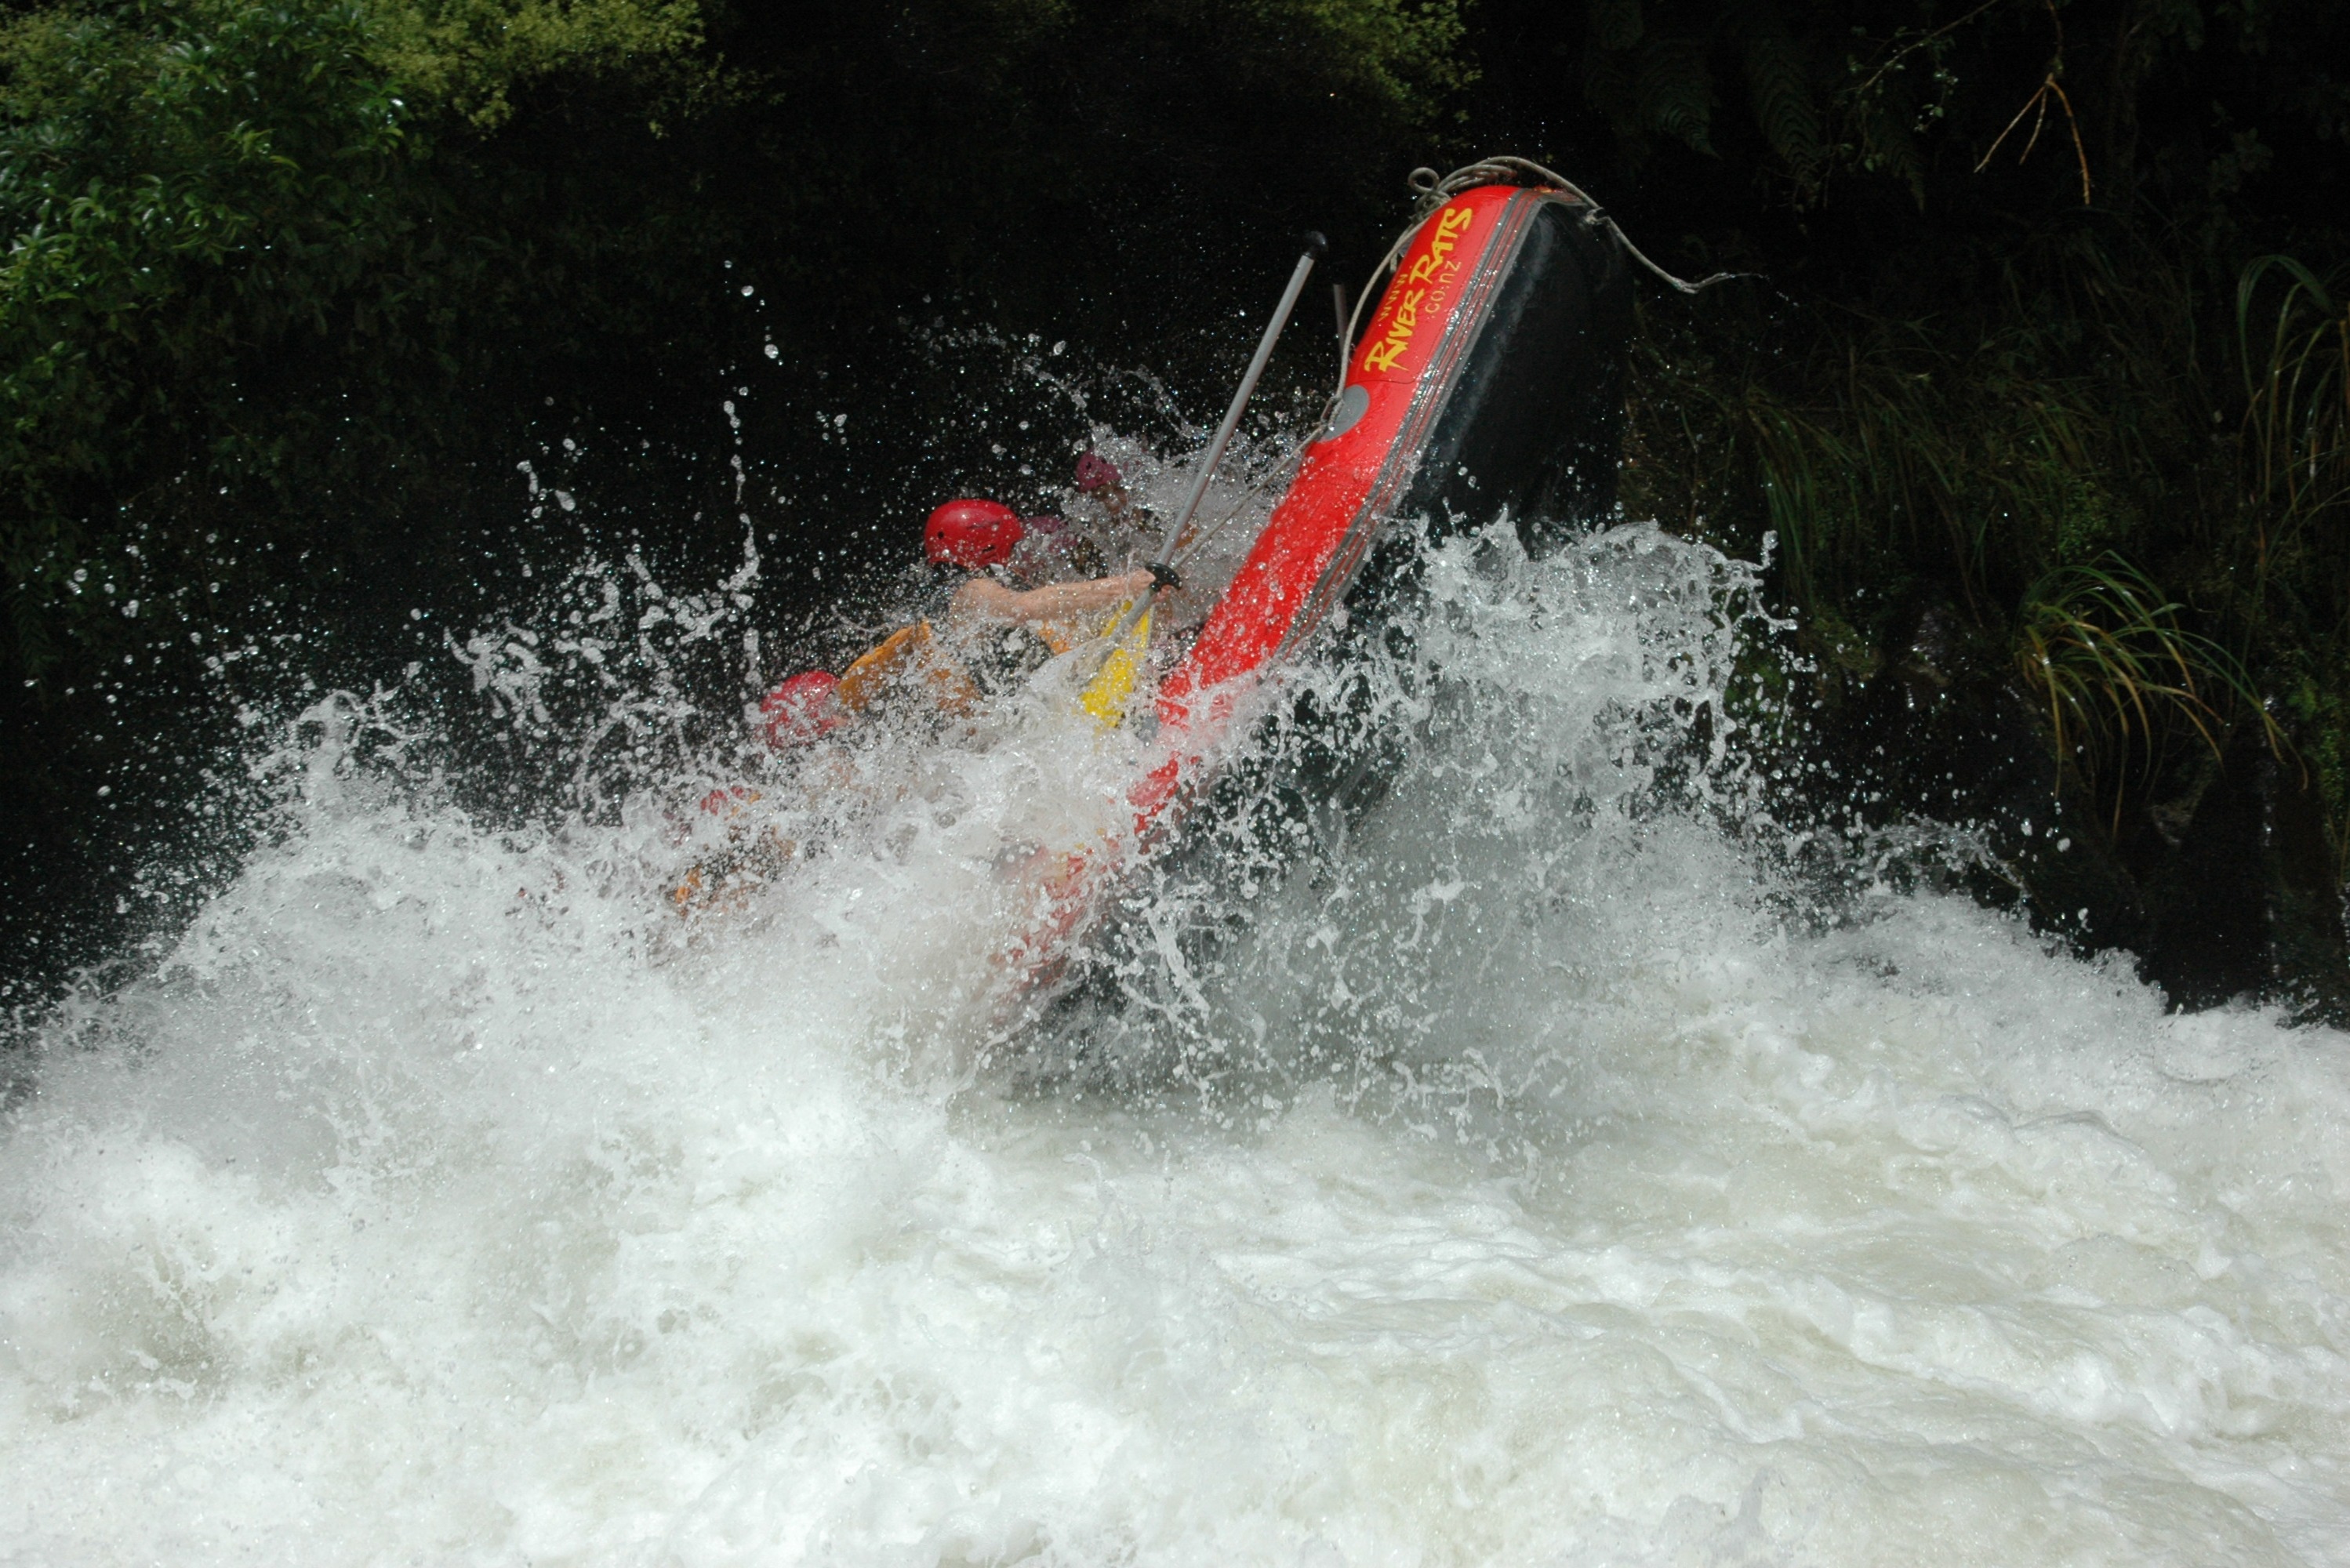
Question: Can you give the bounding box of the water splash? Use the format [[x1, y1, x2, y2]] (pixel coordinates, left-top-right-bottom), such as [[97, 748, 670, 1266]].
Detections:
[[4, 517, 2348, 1566]]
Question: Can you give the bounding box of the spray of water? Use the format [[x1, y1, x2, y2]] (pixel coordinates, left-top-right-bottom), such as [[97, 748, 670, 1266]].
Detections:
[[5, 503, 2349, 1566]]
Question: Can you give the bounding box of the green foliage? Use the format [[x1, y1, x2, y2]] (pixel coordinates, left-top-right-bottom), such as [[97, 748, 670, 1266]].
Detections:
[[1629, 294, 2165, 620], [2231, 256, 2350, 869], [1590, 0, 1643, 52], [1, 0, 412, 673], [1622, 227, 2345, 852], [868, 0, 1468, 122], [2236, 256, 2349, 587], [1528, 0, 2347, 211], [1246, 0, 1470, 112], [1579, 9, 1726, 162], [2280, 655, 2350, 877], [365, 0, 712, 129], [1740, 31, 1821, 180], [1561, 0, 1991, 193], [2012, 555, 2275, 828], [0, 0, 717, 681], [1635, 34, 1716, 154]]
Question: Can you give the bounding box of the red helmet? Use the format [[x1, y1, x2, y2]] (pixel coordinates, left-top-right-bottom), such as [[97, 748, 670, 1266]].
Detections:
[[1074, 452, 1123, 493], [758, 670, 841, 748], [924, 498, 1024, 568]]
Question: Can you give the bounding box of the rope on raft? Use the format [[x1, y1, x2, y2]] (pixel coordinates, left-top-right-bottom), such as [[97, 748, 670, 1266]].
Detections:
[[1330, 156, 1753, 412], [1407, 156, 1749, 295]]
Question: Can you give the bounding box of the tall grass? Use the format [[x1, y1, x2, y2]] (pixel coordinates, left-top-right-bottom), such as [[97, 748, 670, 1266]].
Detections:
[[2236, 257, 2350, 876], [1632, 303, 2166, 622], [1625, 234, 2333, 862], [2012, 555, 2276, 834], [2239, 256, 2350, 583]]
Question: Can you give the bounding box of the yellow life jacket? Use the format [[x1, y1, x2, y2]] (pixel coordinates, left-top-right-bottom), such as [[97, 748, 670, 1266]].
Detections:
[[1079, 604, 1152, 727], [836, 602, 1153, 728]]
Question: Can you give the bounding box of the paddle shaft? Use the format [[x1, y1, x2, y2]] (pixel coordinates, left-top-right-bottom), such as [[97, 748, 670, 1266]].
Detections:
[[1099, 238, 1324, 649]]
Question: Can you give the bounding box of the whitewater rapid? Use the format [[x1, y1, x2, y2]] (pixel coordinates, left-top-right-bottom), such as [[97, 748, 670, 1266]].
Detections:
[[4, 524, 2348, 1566]]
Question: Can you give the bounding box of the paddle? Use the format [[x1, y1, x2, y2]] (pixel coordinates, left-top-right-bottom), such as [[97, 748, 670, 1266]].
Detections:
[[1095, 232, 1327, 654]]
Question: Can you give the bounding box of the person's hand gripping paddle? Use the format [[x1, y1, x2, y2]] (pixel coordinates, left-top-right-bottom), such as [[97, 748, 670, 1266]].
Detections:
[[1078, 233, 1328, 718]]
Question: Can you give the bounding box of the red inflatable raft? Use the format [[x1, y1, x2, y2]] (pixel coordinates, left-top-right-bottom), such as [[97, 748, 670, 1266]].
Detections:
[[1004, 165, 1633, 998], [1137, 172, 1629, 822]]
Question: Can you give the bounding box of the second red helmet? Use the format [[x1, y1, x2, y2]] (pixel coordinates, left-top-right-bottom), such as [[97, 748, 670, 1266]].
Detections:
[[924, 498, 1025, 568], [758, 670, 842, 748]]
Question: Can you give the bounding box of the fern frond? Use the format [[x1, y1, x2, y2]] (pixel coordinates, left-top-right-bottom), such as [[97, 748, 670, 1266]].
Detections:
[[1590, 0, 1644, 53], [1742, 33, 1822, 180], [1580, 42, 1639, 137], [1635, 35, 1715, 155]]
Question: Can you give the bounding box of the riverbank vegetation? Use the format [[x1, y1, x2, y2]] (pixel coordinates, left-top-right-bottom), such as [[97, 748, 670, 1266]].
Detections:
[[4, 0, 2345, 1010]]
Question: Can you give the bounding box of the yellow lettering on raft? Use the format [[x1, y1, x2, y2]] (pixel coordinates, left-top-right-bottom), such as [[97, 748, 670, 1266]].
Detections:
[[1360, 205, 1474, 376]]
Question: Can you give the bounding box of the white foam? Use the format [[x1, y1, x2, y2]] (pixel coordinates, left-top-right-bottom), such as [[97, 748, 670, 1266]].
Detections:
[[5, 524, 2348, 1566]]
